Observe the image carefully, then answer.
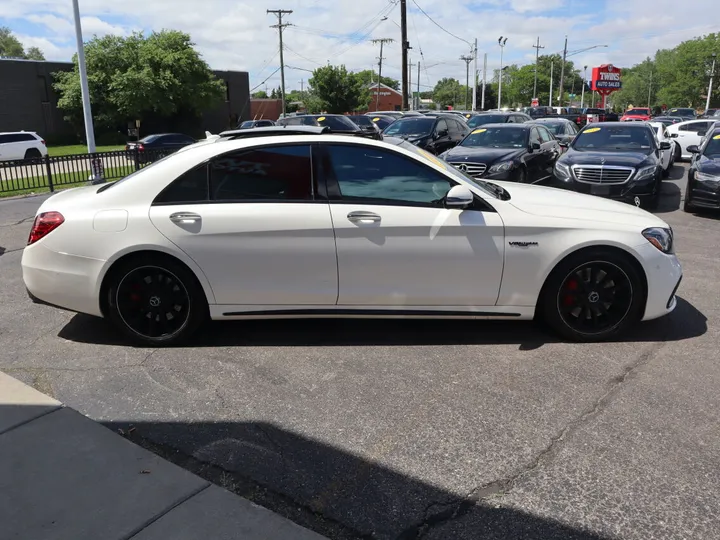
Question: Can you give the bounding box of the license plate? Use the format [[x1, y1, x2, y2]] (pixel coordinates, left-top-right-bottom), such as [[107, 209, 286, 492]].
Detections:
[[591, 184, 610, 195]]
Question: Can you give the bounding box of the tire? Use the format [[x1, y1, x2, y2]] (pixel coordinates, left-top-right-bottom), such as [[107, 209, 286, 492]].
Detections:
[[673, 143, 681, 162], [644, 182, 661, 210], [683, 193, 694, 213], [539, 248, 645, 342], [24, 148, 41, 160], [662, 164, 670, 178], [104, 255, 208, 346], [515, 167, 528, 183]]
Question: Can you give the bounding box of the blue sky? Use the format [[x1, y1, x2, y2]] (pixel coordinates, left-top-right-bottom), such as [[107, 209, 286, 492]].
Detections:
[[1, 0, 718, 92]]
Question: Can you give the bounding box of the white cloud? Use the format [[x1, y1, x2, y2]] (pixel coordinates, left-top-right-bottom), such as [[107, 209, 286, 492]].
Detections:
[[3, 0, 719, 93]]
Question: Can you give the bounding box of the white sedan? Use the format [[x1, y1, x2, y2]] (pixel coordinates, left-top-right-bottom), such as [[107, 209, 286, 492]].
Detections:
[[22, 133, 682, 345], [666, 119, 716, 160], [648, 121, 676, 176]]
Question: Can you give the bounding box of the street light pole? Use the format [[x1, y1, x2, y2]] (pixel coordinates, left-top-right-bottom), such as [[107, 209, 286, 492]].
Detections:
[[71, 0, 97, 157], [706, 52, 717, 113], [648, 69, 653, 108], [580, 65, 587, 109], [472, 38, 478, 111], [498, 36, 507, 109], [558, 35, 568, 108], [460, 55, 473, 110], [532, 37, 544, 101], [549, 61, 554, 107]]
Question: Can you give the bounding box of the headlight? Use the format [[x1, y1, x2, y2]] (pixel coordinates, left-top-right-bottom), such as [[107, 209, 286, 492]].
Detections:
[[635, 165, 657, 180], [642, 227, 673, 253], [696, 171, 720, 186], [554, 161, 571, 181], [488, 160, 514, 173]]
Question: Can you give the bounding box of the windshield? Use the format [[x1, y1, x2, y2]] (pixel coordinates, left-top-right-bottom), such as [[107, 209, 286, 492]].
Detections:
[[625, 109, 650, 116], [316, 116, 358, 130], [573, 126, 654, 151], [537, 122, 563, 134], [704, 134, 720, 157], [669, 108, 695, 116], [348, 115, 374, 128], [383, 118, 435, 136], [461, 127, 527, 148], [467, 115, 507, 128], [396, 140, 500, 199], [239, 121, 255, 128]]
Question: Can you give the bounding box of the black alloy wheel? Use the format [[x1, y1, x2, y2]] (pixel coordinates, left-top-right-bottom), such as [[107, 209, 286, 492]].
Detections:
[[106, 257, 207, 346], [540, 250, 644, 342]]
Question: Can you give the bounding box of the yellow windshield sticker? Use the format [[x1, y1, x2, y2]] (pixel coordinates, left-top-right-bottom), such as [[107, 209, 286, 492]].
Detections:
[[317, 116, 326, 122], [584, 127, 601, 133], [714, 134, 720, 140], [372, 117, 380, 121], [472, 128, 487, 134], [465, 114, 471, 118], [417, 148, 445, 167]]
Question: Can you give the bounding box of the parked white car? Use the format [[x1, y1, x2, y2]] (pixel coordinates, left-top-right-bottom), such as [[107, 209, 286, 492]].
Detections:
[[648, 121, 676, 176], [22, 133, 682, 346], [0, 131, 48, 161], [666, 119, 716, 160]]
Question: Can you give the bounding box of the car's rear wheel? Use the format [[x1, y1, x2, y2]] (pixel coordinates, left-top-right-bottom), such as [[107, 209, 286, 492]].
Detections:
[[540, 249, 645, 342], [24, 148, 41, 160], [673, 143, 681, 162], [105, 256, 207, 346], [683, 192, 694, 212]]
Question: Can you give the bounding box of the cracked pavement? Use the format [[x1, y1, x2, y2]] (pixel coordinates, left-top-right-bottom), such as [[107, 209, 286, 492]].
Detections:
[[1, 167, 719, 540]]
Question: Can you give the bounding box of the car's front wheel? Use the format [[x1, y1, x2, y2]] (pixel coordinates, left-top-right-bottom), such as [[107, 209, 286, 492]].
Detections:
[[105, 255, 208, 346], [540, 249, 645, 342]]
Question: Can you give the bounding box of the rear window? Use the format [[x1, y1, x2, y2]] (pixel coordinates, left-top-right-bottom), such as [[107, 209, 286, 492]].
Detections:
[[347, 116, 374, 128], [315, 116, 358, 130], [140, 135, 160, 143]]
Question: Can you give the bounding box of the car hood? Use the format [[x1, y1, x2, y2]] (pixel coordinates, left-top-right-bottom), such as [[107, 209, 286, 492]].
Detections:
[[697, 156, 720, 175], [560, 149, 651, 167], [494, 181, 668, 229], [443, 146, 524, 163]]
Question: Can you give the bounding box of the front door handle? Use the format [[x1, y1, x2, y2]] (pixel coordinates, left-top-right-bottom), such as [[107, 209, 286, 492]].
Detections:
[[347, 211, 381, 223], [170, 212, 202, 224]]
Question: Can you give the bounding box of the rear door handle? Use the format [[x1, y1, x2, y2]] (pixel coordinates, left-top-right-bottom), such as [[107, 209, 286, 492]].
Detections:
[[170, 212, 202, 224], [347, 211, 381, 223]]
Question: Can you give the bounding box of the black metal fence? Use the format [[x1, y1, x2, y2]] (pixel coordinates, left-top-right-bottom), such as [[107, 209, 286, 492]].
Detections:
[[0, 147, 177, 195]]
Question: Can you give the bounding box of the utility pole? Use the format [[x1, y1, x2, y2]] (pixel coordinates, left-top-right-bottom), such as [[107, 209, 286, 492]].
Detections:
[[400, 0, 410, 110], [549, 61, 554, 106], [372, 38, 393, 111], [299, 79, 304, 94], [706, 52, 717, 113], [481, 52, 487, 110], [71, 0, 97, 161], [558, 35, 568, 108], [417, 61, 420, 110], [532, 37, 544, 101], [580, 65, 587, 109], [408, 56, 412, 110], [498, 36, 508, 110], [647, 69, 653, 108], [460, 54, 473, 110], [267, 9, 293, 118], [472, 38, 478, 111]]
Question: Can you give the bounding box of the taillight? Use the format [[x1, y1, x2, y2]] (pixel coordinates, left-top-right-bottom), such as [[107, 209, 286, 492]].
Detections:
[[41, 139, 46, 146], [27, 211, 64, 245], [137, 144, 145, 151]]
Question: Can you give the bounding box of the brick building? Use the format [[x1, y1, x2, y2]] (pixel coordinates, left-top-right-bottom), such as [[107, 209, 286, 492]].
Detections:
[[250, 99, 282, 121], [0, 59, 250, 143], [366, 83, 403, 112]]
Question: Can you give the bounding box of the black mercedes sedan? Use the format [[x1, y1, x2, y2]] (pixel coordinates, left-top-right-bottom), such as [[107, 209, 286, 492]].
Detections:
[[382, 115, 469, 155], [684, 127, 720, 212], [529, 118, 579, 147], [552, 122, 670, 209], [438, 123, 562, 184], [466, 111, 532, 129]]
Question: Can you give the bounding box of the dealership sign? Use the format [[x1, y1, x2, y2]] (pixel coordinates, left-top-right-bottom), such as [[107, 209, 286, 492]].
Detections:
[[590, 64, 622, 107]]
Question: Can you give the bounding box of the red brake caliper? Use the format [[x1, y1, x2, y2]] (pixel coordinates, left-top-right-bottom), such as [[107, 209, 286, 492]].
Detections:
[[563, 279, 578, 306]]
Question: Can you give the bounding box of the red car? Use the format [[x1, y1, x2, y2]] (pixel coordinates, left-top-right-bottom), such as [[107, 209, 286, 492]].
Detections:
[[620, 108, 652, 122]]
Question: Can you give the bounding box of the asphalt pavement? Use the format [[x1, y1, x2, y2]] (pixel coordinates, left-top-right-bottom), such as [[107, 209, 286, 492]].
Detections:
[[1, 164, 718, 539]]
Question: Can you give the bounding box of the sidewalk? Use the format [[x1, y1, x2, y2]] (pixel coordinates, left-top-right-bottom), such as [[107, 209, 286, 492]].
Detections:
[[0, 371, 327, 540]]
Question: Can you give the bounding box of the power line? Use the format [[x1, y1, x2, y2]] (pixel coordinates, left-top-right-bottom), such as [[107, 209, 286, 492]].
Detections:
[[283, 43, 321, 65], [410, 0, 470, 47], [250, 67, 282, 92]]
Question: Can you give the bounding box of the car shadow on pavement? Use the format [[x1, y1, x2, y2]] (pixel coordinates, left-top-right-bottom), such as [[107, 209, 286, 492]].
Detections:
[[102, 418, 613, 540], [58, 297, 706, 349], [654, 181, 681, 213]]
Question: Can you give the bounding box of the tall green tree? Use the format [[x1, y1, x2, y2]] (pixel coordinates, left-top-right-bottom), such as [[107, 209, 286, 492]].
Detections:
[[252, 90, 269, 98], [354, 69, 399, 91], [53, 31, 225, 130], [432, 78, 468, 109], [308, 65, 368, 113], [0, 27, 45, 60]]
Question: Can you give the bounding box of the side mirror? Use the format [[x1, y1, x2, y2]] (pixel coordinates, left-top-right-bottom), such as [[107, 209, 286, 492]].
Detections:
[[697, 130, 707, 136], [559, 141, 569, 148], [670, 132, 679, 138], [530, 142, 541, 151], [438, 128, 449, 138], [445, 185, 474, 208], [687, 145, 700, 153], [659, 141, 671, 150]]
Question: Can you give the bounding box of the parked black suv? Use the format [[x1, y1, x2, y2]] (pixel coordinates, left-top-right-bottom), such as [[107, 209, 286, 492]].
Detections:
[[382, 115, 469, 154], [553, 122, 669, 208], [277, 114, 372, 138], [684, 127, 720, 211], [466, 112, 531, 129], [439, 123, 562, 183]]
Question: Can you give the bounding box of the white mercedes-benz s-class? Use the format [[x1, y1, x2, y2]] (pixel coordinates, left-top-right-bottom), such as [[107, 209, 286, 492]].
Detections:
[[22, 128, 682, 346]]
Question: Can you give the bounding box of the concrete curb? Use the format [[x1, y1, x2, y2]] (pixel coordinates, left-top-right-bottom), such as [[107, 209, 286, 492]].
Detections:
[[0, 371, 327, 540]]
